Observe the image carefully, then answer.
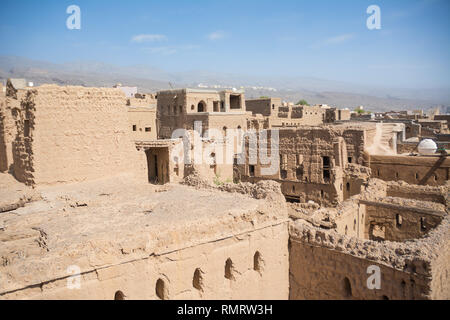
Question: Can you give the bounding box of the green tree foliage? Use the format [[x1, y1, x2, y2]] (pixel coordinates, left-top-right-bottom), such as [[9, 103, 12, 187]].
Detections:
[[296, 99, 309, 106]]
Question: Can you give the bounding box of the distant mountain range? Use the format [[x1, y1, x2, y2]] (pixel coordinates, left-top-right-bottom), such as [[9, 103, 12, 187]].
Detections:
[[1, 55, 448, 113]]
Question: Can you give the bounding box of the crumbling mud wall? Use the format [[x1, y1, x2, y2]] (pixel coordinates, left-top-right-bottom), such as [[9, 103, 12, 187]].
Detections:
[[11, 85, 146, 185], [289, 178, 450, 300], [239, 126, 369, 206], [245, 98, 281, 117], [0, 180, 289, 300], [362, 199, 444, 241], [289, 223, 430, 300], [369, 154, 450, 186], [0, 93, 8, 172], [386, 181, 447, 204], [0, 90, 23, 173]]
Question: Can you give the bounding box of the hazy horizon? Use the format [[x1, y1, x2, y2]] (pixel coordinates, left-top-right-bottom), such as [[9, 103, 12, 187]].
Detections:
[[1, 0, 449, 91]]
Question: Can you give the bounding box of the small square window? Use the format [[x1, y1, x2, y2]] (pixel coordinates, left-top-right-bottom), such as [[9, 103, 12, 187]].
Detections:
[[132, 125, 137, 131], [145, 127, 151, 132]]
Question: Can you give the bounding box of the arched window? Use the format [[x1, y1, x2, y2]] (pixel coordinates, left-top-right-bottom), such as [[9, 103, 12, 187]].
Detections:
[[193, 268, 204, 291], [401, 280, 407, 298], [253, 251, 263, 273], [343, 277, 352, 298], [114, 290, 125, 300], [156, 278, 168, 300], [420, 217, 426, 231], [225, 258, 234, 280], [198, 101, 206, 112], [396, 214, 402, 227]]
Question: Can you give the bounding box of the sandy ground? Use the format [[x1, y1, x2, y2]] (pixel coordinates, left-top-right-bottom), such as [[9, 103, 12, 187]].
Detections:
[[0, 173, 38, 213]]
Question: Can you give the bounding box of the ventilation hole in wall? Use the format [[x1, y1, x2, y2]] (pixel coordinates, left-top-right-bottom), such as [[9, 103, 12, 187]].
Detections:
[[253, 251, 264, 273], [346, 182, 350, 192], [396, 214, 402, 227], [156, 278, 168, 300], [415, 173, 419, 180], [249, 165, 255, 177], [225, 258, 234, 280], [292, 185, 296, 192], [345, 225, 348, 235], [343, 277, 352, 297], [193, 268, 204, 291], [114, 290, 125, 300], [377, 169, 380, 176], [395, 172, 399, 180], [353, 219, 356, 231], [434, 174, 438, 181], [191, 105, 195, 110], [410, 279, 416, 299], [420, 217, 426, 231], [401, 280, 407, 298]]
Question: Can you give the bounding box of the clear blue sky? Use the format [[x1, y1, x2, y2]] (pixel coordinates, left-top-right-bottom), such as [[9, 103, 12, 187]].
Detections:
[[0, 0, 449, 89]]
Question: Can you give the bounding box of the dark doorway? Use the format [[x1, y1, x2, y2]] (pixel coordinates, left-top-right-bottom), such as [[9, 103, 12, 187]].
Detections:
[[145, 147, 170, 184]]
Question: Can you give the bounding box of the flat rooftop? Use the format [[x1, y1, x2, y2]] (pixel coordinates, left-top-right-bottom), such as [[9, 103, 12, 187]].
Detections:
[[158, 88, 245, 94], [0, 174, 286, 294]]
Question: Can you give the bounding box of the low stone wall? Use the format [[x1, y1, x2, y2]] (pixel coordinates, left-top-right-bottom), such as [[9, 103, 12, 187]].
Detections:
[[370, 154, 450, 186], [289, 221, 430, 300]]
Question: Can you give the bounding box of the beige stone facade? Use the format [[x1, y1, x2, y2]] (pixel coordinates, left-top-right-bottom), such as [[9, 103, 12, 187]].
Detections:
[[157, 89, 247, 139], [128, 106, 157, 141], [3, 85, 146, 185], [0, 84, 448, 300]]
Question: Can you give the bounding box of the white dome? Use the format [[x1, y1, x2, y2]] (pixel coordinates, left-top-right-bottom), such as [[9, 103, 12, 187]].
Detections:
[[418, 139, 437, 155]]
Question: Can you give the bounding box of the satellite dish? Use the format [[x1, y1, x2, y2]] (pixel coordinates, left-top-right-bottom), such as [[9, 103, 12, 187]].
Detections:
[[418, 139, 437, 155]]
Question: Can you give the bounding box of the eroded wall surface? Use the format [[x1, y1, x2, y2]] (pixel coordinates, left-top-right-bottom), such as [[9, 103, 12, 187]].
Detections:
[[289, 235, 429, 300], [11, 85, 145, 185], [370, 155, 450, 186], [2, 222, 288, 300], [289, 177, 450, 300], [0, 180, 289, 300]]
